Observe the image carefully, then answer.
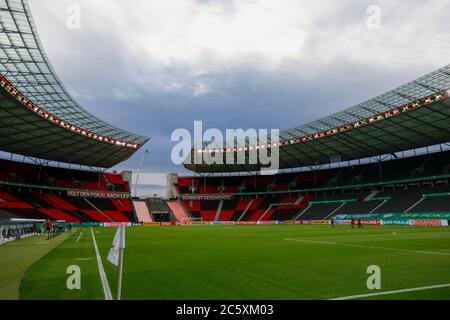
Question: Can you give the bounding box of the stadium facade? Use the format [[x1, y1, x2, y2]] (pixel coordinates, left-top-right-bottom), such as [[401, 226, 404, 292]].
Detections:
[[173, 66, 450, 225], [0, 0, 449, 227], [184, 65, 450, 173], [0, 0, 148, 226], [0, 1, 448, 304]]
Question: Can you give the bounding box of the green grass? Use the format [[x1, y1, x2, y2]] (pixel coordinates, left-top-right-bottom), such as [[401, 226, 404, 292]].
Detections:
[[0, 232, 70, 299], [15, 225, 450, 300]]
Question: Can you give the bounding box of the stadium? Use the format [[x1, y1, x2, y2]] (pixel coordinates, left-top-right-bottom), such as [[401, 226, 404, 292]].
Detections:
[[0, 0, 449, 305]]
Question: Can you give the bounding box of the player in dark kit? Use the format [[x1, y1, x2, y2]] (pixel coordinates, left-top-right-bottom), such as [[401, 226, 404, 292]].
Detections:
[[45, 219, 53, 240]]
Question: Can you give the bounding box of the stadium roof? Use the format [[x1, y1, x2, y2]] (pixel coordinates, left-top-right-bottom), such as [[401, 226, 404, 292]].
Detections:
[[0, 0, 149, 168], [185, 65, 450, 173]]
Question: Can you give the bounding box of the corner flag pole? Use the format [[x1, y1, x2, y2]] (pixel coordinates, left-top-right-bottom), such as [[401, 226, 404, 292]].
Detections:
[[107, 225, 126, 300], [117, 225, 125, 300], [117, 240, 124, 300]]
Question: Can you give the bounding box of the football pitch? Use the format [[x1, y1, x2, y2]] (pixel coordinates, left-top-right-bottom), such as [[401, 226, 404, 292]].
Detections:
[[6, 225, 450, 300]]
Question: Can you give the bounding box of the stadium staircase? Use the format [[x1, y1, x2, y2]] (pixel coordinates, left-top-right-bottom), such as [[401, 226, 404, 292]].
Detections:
[[214, 200, 224, 221], [237, 199, 254, 221], [133, 200, 153, 222], [323, 203, 346, 220], [293, 203, 312, 220], [404, 197, 426, 212], [370, 200, 387, 213], [167, 201, 192, 222]]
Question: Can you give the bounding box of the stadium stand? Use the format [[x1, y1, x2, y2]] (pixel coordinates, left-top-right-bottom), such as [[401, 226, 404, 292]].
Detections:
[[173, 150, 450, 221], [0, 208, 19, 220], [182, 200, 201, 219], [177, 151, 450, 194], [0, 0, 149, 225], [0, 159, 136, 222], [180, 64, 450, 206]]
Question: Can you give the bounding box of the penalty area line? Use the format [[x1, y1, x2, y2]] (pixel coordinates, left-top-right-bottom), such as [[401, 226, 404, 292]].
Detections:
[[90, 227, 113, 300], [330, 283, 450, 300]]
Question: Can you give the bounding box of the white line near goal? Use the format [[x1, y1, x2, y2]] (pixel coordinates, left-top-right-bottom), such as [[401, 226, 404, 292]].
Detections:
[[330, 283, 450, 300]]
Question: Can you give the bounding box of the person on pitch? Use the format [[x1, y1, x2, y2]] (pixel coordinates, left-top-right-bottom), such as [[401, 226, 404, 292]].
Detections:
[[45, 219, 53, 240]]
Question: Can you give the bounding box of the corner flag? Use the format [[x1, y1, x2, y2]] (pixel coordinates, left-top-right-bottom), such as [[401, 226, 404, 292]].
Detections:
[[107, 225, 125, 300], [107, 225, 125, 265]]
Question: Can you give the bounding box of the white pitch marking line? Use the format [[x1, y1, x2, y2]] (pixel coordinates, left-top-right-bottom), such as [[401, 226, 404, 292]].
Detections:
[[90, 227, 113, 300], [284, 238, 450, 256], [330, 283, 450, 300], [289, 231, 450, 241], [75, 232, 83, 242], [75, 258, 94, 261]]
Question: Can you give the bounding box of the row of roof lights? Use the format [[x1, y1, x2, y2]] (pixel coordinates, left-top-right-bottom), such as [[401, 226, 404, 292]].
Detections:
[[0, 75, 139, 149], [197, 89, 450, 154]]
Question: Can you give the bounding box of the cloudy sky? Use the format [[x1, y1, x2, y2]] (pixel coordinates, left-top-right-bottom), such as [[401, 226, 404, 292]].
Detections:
[[28, 0, 449, 196]]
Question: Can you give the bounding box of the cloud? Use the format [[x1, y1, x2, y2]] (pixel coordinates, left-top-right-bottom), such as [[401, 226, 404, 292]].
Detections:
[[131, 172, 167, 186], [134, 184, 167, 198], [32, 0, 449, 77]]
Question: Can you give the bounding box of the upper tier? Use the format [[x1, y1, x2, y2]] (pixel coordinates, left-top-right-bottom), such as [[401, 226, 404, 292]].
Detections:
[[178, 150, 450, 195], [185, 65, 450, 172], [0, 0, 149, 167]]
